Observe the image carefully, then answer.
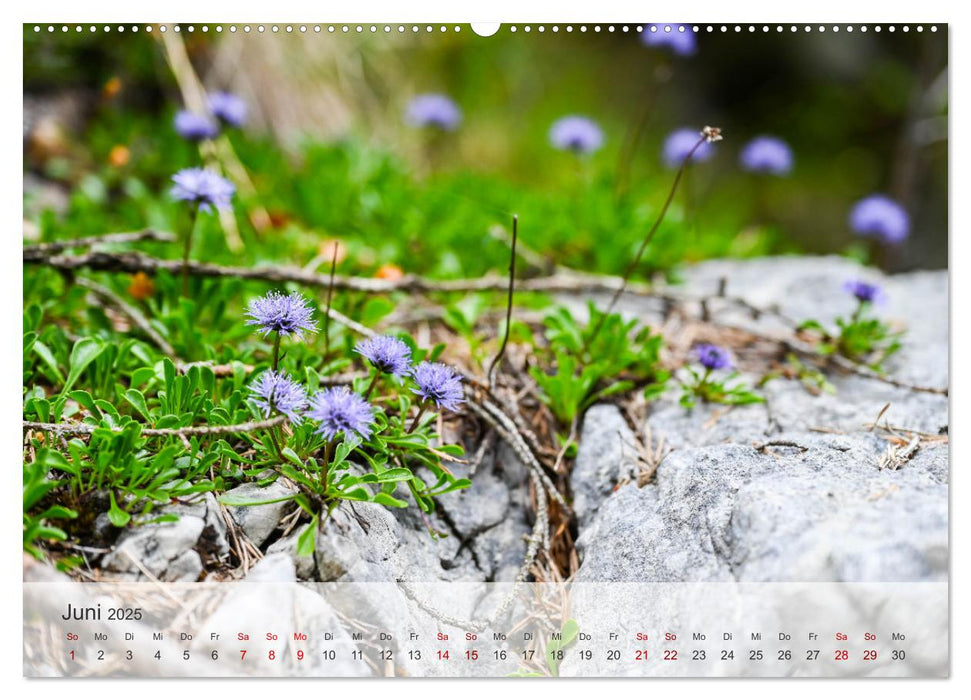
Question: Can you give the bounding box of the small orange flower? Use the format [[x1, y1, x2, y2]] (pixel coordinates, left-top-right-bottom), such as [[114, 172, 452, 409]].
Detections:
[[375, 264, 404, 281], [108, 144, 130, 168], [102, 76, 123, 99], [127, 272, 155, 301]]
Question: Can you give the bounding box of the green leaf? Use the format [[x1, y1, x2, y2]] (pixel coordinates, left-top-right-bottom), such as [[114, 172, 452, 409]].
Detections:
[[372, 493, 408, 508], [61, 337, 106, 398], [32, 341, 65, 385], [107, 491, 131, 528], [123, 389, 152, 421], [296, 515, 318, 556]]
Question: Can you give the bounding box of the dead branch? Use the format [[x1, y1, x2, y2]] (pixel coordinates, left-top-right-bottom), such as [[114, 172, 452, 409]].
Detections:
[[23, 415, 286, 438], [22, 230, 176, 259], [76, 277, 177, 357]]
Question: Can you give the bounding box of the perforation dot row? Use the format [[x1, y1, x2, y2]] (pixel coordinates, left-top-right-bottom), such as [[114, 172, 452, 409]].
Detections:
[[31, 24, 939, 35]]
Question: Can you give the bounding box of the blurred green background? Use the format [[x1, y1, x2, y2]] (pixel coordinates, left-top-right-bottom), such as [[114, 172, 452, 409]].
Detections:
[[23, 25, 948, 278]]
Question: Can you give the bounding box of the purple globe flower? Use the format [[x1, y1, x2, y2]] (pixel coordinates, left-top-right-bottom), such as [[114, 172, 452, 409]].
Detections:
[[170, 168, 236, 212], [849, 195, 910, 244], [662, 128, 715, 168], [412, 362, 464, 412], [355, 335, 412, 377], [249, 370, 308, 423], [245, 291, 318, 340], [739, 136, 794, 176], [208, 91, 248, 127], [641, 24, 697, 56], [843, 279, 884, 305], [405, 94, 462, 130], [693, 343, 732, 371], [174, 110, 219, 141], [308, 386, 375, 441], [549, 116, 604, 154]]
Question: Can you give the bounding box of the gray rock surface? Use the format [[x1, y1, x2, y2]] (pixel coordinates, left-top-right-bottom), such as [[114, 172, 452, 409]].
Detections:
[[223, 479, 299, 547], [571, 404, 639, 528], [255, 440, 534, 586], [101, 493, 230, 581], [571, 257, 948, 583]]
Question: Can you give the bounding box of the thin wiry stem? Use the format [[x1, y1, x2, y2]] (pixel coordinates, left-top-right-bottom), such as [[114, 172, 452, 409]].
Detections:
[[323, 243, 339, 359], [487, 214, 518, 387], [75, 277, 177, 358], [585, 132, 713, 349]]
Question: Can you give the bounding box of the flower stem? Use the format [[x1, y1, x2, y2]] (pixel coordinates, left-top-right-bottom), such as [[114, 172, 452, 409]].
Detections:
[[181, 206, 199, 297], [272, 332, 281, 372], [323, 243, 339, 360], [362, 372, 381, 400], [322, 441, 334, 495], [408, 404, 427, 433], [586, 132, 713, 350], [268, 425, 285, 460]]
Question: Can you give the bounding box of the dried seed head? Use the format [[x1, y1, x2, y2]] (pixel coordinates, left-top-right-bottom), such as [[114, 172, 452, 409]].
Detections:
[[702, 126, 723, 143]]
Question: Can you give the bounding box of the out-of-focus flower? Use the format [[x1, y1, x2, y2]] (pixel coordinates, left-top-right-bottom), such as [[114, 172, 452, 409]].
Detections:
[[739, 136, 793, 175], [549, 115, 604, 154], [127, 271, 155, 300], [170, 168, 236, 212], [405, 94, 462, 130], [662, 128, 715, 168], [356, 335, 413, 377], [412, 362, 464, 411], [843, 279, 884, 305], [208, 92, 248, 127], [174, 110, 219, 141], [249, 370, 309, 423], [319, 239, 347, 265], [308, 386, 375, 441], [641, 24, 697, 56], [102, 76, 123, 99], [849, 195, 910, 244], [108, 144, 130, 168], [693, 343, 733, 371], [245, 291, 318, 340], [375, 264, 405, 281]]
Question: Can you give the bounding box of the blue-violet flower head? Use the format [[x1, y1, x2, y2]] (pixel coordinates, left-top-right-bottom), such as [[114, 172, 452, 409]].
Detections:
[[849, 195, 910, 244], [174, 110, 220, 141], [355, 335, 413, 377], [170, 168, 236, 212], [208, 91, 248, 127], [694, 343, 733, 371], [739, 136, 794, 175], [245, 291, 318, 340], [412, 362, 465, 412], [641, 24, 697, 56], [405, 94, 462, 130], [549, 115, 604, 154], [662, 128, 715, 168], [308, 386, 375, 441], [843, 279, 884, 305], [249, 370, 308, 423]]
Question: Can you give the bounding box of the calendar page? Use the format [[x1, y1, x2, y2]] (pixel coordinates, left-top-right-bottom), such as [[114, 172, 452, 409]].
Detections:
[[22, 19, 949, 680]]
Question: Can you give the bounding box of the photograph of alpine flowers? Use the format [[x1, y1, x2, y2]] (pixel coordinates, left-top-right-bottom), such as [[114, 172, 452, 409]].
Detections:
[[24, 23, 946, 623]]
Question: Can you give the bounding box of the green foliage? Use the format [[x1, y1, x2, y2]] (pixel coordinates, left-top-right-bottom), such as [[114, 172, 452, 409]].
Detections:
[[23, 459, 77, 559], [679, 366, 764, 409], [531, 303, 669, 425], [799, 303, 902, 372], [220, 374, 470, 553]]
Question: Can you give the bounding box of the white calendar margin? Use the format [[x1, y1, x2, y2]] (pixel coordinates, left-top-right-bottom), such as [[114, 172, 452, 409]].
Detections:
[[3, 1, 962, 696]]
